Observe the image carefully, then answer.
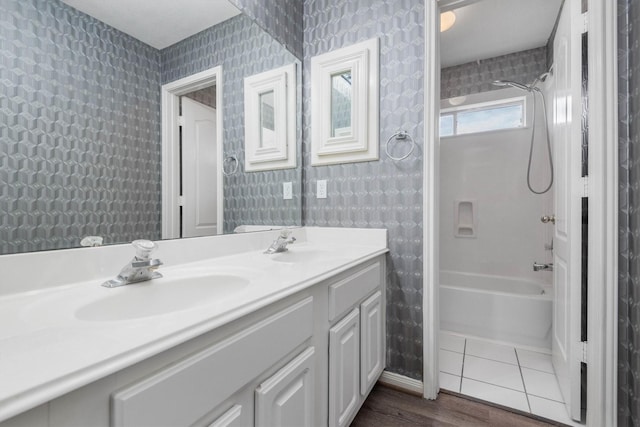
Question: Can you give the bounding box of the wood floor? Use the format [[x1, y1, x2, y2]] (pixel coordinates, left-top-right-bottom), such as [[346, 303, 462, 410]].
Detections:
[[351, 385, 567, 427]]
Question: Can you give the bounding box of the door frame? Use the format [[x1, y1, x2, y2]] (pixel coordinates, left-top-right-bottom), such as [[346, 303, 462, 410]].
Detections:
[[422, 1, 619, 425], [161, 66, 224, 239]]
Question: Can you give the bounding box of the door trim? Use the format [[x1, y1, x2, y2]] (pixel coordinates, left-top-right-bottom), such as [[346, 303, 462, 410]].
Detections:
[[161, 66, 224, 239], [422, 0, 619, 423], [422, 0, 440, 400]]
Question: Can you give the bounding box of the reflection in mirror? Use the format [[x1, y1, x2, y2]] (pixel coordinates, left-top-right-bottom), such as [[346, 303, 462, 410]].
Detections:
[[260, 91, 276, 148], [0, 0, 302, 255], [331, 72, 353, 137]]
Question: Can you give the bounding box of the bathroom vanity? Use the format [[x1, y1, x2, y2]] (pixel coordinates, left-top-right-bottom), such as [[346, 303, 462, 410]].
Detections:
[[0, 227, 387, 427]]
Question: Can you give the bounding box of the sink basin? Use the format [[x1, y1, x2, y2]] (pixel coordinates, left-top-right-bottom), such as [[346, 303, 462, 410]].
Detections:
[[269, 248, 350, 265], [76, 274, 250, 321]]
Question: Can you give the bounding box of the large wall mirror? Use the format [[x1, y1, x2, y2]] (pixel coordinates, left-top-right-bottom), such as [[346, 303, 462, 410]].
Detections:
[[0, 0, 302, 255]]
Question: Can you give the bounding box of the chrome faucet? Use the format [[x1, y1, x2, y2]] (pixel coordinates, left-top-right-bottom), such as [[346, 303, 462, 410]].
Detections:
[[102, 240, 163, 288], [264, 229, 296, 254], [533, 262, 553, 272]]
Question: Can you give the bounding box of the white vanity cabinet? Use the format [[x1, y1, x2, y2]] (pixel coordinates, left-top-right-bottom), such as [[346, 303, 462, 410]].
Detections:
[[0, 255, 386, 427], [328, 261, 386, 427]]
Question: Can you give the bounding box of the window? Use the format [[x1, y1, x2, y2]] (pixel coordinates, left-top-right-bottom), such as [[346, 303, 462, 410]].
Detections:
[[440, 97, 526, 137]]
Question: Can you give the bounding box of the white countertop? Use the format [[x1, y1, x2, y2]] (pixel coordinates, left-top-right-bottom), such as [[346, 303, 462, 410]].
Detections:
[[0, 228, 387, 422]]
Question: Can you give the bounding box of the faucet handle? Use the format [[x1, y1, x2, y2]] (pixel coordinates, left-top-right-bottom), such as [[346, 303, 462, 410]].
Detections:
[[132, 240, 158, 259]]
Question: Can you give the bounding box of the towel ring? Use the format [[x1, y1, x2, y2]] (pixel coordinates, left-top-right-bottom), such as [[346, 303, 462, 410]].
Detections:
[[223, 155, 239, 176], [385, 130, 415, 161]]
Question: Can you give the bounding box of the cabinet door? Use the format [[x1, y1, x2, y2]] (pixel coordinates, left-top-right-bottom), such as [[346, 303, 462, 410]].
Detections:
[[255, 347, 315, 427], [329, 309, 360, 427], [360, 291, 384, 395]]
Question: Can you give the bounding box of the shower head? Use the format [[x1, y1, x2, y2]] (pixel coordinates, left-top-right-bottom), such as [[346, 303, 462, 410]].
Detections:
[[492, 80, 532, 92]]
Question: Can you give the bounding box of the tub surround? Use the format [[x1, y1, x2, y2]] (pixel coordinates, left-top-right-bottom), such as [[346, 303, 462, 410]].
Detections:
[[0, 227, 387, 423]]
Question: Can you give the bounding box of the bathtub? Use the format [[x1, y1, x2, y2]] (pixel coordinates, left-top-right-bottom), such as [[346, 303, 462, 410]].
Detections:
[[440, 270, 552, 350]]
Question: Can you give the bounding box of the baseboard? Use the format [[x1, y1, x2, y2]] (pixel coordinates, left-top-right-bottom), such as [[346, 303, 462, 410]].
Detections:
[[378, 370, 424, 396]]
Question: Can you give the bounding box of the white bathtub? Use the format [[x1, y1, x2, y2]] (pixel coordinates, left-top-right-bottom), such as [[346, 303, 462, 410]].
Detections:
[[440, 270, 552, 350]]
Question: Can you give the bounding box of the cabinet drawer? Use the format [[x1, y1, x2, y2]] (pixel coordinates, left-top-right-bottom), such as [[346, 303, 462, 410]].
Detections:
[[207, 404, 244, 427], [111, 297, 313, 427], [328, 262, 381, 322]]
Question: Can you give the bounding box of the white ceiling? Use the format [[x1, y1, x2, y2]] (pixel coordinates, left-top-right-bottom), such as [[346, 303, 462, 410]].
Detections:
[[440, 0, 564, 68], [62, 0, 241, 49]]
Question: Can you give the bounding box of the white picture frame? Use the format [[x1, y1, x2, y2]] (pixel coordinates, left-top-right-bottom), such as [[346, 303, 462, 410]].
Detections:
[[311, 38, 379, 166]]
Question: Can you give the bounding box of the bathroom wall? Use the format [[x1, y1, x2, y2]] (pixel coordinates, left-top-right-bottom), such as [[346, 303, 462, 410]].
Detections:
[[441, 46, 548, 100], [302, 0, 425, 380], [161, 14, 302, 233], [0, 0, 162, 254], [230, 0, 303, 59], [618, 0, 640, 424], [439, 88, 553, 283]]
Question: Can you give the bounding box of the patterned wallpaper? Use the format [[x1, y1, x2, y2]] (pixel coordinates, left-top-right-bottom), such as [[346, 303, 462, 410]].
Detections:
[[230, 0, 303, 59], [618, 0, 640, 424], [302, 0, 425, 380], [161, 14, 302, 233], [0, 0, 162, 254], [441, 46, 548, 100]]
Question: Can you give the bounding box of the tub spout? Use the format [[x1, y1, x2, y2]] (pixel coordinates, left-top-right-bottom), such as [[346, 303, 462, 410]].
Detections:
[[533, 262, 553, 272]]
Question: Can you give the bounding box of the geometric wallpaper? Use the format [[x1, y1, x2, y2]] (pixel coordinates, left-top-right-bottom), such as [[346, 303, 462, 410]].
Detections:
[[617, 0, 640, 425], [161, 14, 302, 233], [302, 0, 425, 381], [441, 46, 549, 100], [230, 0, 303, 59], [0, 0, 162, 254]]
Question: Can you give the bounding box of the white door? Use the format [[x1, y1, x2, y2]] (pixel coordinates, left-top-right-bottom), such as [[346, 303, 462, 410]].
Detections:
[[550, 0, 583, 420], [255, 347, 315, 427], [329, 309, 360, 427], [181, 97, 220, 237]]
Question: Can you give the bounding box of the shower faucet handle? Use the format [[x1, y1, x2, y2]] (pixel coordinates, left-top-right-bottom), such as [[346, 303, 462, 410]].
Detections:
[[541, 215, 556, 224]]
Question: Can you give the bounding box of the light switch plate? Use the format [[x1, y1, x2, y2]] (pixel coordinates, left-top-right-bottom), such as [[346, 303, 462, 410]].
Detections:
[[317, 180, 327, 199], [283, 182, 292, 200]]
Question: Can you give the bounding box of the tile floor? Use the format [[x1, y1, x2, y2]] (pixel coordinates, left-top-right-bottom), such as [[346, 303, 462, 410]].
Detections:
[[439, 331, 583, 426]]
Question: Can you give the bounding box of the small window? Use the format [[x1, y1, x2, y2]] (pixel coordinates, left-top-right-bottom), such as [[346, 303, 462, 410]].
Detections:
[[440, 97, 526, 137]]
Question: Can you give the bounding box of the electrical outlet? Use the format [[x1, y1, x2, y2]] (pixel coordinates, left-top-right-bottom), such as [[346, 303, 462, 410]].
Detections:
[[283, 182, 292, 200], [317, 180, 327, 199]]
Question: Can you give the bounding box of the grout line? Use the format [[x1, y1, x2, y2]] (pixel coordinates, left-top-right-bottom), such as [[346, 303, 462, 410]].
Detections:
[[463, 353, 519, 367], [459, 338, 466, 393], [515, 348, 532, 413], [462, 376, 527, 394]]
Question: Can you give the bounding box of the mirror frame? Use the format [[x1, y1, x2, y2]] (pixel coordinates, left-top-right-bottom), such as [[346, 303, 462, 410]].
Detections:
[[310, 37, 379, 166], [243, 63, 297, 172]]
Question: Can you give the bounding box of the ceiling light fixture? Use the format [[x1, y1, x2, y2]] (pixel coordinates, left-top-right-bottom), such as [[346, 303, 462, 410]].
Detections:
[[440, 11, 456, 32]]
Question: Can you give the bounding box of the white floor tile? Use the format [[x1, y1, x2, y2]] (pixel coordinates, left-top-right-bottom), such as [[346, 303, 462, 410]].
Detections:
[[516, 348, 554, 374], [439, 371, 461, 392], [440, 331, 466, 353], [521, 367, 564, 402], [461, 378, 530, 413], [465, 338, 518, 365], [463, 355, 525, 391], [439, 349, 464, 376], [529, 395, 583, 426]]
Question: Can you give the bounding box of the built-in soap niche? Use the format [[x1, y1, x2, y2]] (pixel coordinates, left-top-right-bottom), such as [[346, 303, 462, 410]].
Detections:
[[454, 200, 477, 238]]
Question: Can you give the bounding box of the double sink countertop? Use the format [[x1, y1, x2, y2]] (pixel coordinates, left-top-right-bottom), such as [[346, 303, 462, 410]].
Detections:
[[0, 227, 388, 422]]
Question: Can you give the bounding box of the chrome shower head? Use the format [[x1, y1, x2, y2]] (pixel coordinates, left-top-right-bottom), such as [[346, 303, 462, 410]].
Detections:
[[492, 80, 532, 92]]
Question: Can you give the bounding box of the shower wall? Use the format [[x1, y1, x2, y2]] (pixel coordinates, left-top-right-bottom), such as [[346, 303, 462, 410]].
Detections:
[[439, 88, 553, 283], [441, 46, 548, 100]]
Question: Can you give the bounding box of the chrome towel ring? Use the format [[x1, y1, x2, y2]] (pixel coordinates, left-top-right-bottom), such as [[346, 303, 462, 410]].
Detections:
[[385, 130, 415, 161]]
